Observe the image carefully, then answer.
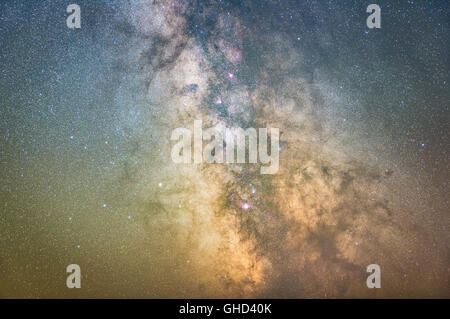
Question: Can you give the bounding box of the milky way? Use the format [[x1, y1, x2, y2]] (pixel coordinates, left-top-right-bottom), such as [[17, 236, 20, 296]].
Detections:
[[0, 0, 449, 298]]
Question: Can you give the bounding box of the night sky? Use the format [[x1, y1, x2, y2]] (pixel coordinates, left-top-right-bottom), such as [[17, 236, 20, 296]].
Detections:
[[0, 0, 449, 298]]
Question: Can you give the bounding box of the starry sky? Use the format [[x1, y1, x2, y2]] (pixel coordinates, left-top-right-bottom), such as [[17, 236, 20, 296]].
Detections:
[[0, 0, 449, 298]]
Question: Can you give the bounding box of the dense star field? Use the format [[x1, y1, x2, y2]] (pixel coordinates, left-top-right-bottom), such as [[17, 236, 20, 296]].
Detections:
[[0, 0, 449, 298]]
